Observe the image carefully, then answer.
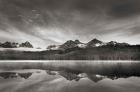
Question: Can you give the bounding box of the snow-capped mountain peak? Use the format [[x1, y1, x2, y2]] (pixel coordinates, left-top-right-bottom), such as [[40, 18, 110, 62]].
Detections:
[[86, 38, 104, 47]]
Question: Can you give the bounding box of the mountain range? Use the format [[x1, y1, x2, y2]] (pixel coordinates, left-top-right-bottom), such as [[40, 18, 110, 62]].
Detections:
[[0, 38, 133, 50], [0, 41, 33, 48], [0, 38, 139, 60], [47, 38, 130, 50]]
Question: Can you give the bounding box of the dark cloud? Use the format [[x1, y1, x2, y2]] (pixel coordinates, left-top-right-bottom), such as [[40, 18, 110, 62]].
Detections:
[[109, 0, 140, 18]]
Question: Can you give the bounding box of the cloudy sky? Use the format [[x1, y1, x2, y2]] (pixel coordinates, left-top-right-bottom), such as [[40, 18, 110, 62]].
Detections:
[[0, 0, 140, 48]]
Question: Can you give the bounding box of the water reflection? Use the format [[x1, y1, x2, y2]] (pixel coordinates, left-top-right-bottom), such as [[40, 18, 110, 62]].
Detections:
[[0, 61, 140, 92], [0, 72, 32, 79], [0, 61, 140, 82]]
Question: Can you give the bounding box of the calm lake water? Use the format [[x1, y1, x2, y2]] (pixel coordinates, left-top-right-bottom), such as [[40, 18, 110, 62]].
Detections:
[[0, 60, 140, 92]]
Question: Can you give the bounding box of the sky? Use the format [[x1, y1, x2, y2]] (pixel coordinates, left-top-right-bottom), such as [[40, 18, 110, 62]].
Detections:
[[0, 0, 140, 48]]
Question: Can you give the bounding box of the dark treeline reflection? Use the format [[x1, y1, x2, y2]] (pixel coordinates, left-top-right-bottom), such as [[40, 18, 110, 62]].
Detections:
[[0, 61, 140, 82]]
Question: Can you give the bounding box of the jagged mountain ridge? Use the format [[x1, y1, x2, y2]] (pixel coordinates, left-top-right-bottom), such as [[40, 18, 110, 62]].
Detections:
[[0, 41, 33, 48], [47, 38, 130, 50], [0, 38, 131, 50], [86, 38, 105, 47], [106, 41, 130, 46], [47, 40, 86, 50], [59, 40, 85, 50], [19, 41, 33, 48]]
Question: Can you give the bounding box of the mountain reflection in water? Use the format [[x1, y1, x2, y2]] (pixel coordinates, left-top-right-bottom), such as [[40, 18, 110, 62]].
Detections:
[[0, 61, 140, 92], [0, 72, 33, 79]]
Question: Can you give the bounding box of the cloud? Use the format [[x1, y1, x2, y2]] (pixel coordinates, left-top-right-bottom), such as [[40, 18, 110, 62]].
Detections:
[[0, 0, 140, 47]]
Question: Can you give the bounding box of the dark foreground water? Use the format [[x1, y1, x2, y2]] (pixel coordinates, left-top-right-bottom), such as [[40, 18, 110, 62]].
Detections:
[[0, 60, 140, 92]]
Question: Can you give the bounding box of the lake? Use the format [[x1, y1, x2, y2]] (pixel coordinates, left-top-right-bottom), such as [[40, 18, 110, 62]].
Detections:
[[0, 60, 140, 92]]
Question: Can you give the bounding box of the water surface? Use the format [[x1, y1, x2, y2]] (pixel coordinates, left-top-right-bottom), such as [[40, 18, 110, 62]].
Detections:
[[0, 60, 140, 92]]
